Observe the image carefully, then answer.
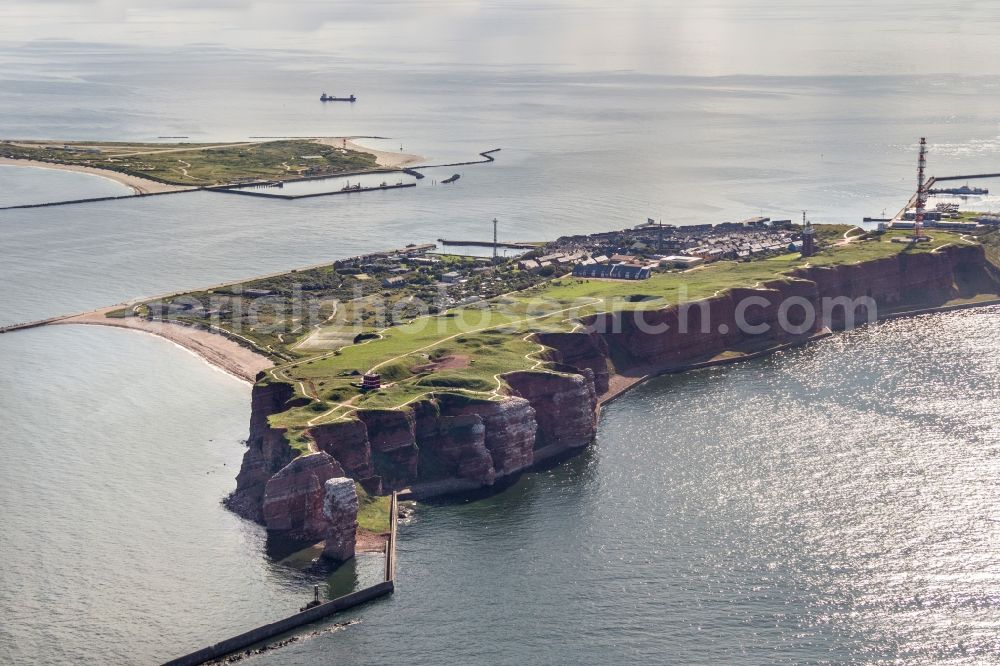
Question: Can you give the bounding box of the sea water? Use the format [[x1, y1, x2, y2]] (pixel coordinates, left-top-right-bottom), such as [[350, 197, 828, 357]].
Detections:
[[2, 3, 1000, 662]]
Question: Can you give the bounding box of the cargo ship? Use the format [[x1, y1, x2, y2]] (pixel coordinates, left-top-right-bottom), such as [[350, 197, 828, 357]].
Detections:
[[320, 92, 356, 102], [927, 184, 988, 196]]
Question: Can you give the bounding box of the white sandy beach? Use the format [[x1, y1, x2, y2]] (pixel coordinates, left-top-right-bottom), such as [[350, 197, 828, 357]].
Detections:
[[1, 138, 420, 196], [0, 157, 195, 195], [54, 308, 273, 383], [319, 138, 424, 169]]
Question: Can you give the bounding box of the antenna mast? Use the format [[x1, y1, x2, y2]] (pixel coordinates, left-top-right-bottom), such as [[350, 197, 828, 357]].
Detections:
[[915, 137, 927, 239], [492, 218, 498, 263]]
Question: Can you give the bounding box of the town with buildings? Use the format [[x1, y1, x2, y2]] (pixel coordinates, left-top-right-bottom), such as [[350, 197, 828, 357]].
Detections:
[[521, 216, 800, 280], [130, 216, 809, 356]]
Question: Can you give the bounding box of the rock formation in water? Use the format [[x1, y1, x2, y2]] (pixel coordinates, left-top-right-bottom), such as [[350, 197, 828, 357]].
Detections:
[[261, 452, 345, 542], [321, 478, 358, 562]]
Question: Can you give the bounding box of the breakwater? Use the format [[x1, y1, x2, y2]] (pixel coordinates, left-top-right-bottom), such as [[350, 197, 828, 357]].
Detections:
[[211, 182, 416, 200], [0, 188, 193, 211], [438, 238, 537, 249], [0, 314, 75, 334], [931, 172, 1000, 182], [162, 493, 399, 666], [409, 148, 501, 171]]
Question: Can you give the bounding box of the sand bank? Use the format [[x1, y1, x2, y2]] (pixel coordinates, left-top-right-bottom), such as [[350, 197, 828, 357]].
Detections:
[[54, 308, 273, 383], [315, 138, 424, 169], [0, 157, 194, 195]]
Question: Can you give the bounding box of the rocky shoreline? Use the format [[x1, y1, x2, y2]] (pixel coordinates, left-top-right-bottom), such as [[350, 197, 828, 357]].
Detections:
[[226, 242, 1000, 559]]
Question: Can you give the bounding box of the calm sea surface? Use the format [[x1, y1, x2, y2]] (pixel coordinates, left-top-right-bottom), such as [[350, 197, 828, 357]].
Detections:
[[2, 3, 1000, 663]]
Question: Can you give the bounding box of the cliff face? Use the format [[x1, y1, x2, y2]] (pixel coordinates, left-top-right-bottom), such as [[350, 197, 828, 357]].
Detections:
[[542, 245, 999, 372], [581, 283, 817, 366], [437, 395, 537, 477], [226, 380, 297, 522], [419, 412, 495, 486], [533, 332, 611, 393], [789, 245, 966, 305], [309, 419, 375, 485], [356, 409, 420, 491], [505, 370, 597, 456], [232, 245, 999, 529], [262, 451, 345, 541]]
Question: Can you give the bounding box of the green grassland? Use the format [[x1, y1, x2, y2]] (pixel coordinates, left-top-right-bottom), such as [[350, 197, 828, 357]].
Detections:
[[980, 228, 1000, 267], [0, 139, 379, 186], [262, 228, 981, 433], [118, 225, 991, 445], [356, 485, 392, 533], [138, 255, 547, 360]]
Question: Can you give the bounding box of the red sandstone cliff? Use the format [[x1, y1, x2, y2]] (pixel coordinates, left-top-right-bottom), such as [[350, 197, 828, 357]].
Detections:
[[543, 244, 998, 373], [225, 379, 297, 522], [504, 370, 597, 459], [309, 419, 375, 487], [436, 394, 537, 477], [533, 332, 611, 393], [230, 245, 999, 529], [310, 395, 538, 493], [262, 452, 345, 541]]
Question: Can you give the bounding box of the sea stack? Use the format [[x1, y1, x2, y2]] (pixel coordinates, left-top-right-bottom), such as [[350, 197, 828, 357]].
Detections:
[[321, 478, 359, 562], [261, 451, 345, 542]]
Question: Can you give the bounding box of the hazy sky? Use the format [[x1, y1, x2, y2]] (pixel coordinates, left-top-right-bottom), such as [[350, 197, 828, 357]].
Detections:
[[2, 0, 998, 76]]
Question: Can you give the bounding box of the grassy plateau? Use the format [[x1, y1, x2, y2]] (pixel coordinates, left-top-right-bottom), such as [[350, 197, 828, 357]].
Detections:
[[122, 225, 996, 453]]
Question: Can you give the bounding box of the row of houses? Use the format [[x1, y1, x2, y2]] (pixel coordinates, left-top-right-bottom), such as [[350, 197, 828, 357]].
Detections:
[[686, 233, 796, 261], [515, 219, 801, 281], [572, 263, 651, 280], [333, 243, 438, 270]]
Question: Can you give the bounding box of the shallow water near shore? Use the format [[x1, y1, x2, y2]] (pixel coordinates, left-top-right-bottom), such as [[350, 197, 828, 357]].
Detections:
[[0, 164, 131, 208], [3, 4, 1000, 662]]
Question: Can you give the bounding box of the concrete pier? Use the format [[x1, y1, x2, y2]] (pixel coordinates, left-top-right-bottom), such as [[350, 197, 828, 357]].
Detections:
[[160, 492, 400, 666], [437, 238, 537, 249], [212, 181, 416, 200]]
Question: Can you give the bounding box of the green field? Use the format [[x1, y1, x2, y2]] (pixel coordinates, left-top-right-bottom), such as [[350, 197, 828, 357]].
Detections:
[[356, 486, 392, 533], [118, 225, 994, 447], [0, 139, 380, 186], [981, 228, 1000, 267], [261, 227, 981, 431]]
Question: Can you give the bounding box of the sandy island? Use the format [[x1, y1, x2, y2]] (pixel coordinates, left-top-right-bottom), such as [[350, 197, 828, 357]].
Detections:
[[1, 138, 421, 194], [54, 307, 273, 383], [0, 157, 195, 195]]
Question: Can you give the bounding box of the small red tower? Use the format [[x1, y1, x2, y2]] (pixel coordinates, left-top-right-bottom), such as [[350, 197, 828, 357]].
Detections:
[[361, 373, 381, 391]]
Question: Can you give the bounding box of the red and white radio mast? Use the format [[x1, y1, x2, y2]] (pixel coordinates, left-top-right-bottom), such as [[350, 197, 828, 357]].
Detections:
[[914, 137, 927, 239]]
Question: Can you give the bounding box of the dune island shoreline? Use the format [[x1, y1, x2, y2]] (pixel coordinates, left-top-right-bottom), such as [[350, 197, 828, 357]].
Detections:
[[0, 137, 425, 197]]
